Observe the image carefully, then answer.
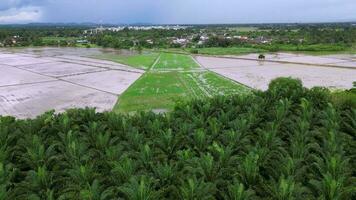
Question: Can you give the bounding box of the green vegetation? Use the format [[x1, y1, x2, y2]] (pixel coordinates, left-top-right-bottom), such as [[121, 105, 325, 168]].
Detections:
[[0, 78, 354, 199], [116, 72, 189, 112], [93, 52, 159, 69], [188, 44, 353, 56], [188, 47, 266, 55], [75, 43, 99, 48], [227, 27, 259, 32], [257, 43, 350, 52], [153, 53, 199, 70], [2, 24, 356, 54], [179, 72, 250, 98], [115, 71, 249, 112], [106, 51, 249, 112], [41, 36, 79, 42], [331, 82, 356, 109]]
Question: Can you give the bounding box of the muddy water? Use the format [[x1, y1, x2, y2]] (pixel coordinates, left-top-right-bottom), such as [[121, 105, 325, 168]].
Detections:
[[2, 47, 140, 57], [0, 51, 144, 118], [196, 55, 356, 90]]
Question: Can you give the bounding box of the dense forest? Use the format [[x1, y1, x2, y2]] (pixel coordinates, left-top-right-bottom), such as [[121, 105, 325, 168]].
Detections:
[[0, 78, 355, 199], [0, 26, 86, 47]]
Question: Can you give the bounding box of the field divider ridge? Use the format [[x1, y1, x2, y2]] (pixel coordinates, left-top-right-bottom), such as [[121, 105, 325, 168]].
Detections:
[[2, 60, 120, 96], [199, 54, 356, 70], [0, 80, 58, 88], [149, 53, 161, 70]]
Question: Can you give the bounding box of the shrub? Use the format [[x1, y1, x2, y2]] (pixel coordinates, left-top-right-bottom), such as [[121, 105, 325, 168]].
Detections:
[[190, 49, 199, 54], [267, 77, 305, 101], [331, 91, 356, 109], [306, 87, 331, 109]]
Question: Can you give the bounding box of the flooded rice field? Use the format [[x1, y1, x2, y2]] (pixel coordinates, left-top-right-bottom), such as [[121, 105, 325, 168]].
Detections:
[[196, 54, 356, 90], [1, 47, 355, 118], [228, 52, 356, 67], [3, 47, 139, 57], [0, 50, 143, 118]]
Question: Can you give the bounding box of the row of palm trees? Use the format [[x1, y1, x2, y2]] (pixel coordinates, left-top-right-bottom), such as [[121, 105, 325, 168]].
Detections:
[[0, 78, 355, 199]]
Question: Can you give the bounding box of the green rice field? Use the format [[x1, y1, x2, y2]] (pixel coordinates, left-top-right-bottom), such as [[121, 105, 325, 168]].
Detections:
[[92, 50, 250, 112], [152, 53, 200, 70], [115, 71, 250, 112], [189, 47, 266, 55], [94, 52, 159, 69]]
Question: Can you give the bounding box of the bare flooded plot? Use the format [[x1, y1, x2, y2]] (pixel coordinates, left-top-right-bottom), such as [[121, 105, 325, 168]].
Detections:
[[231, 53, 297, 60], [195, 56, 279, 69], [18, 62, 105, 77], [0, 56, 53, 66], [327, 61, 356, 68], [231, 53, 355, 67], [62, 70, 142, 94], [277, 55, 346, 65], [0, 53, 18, 59], [322, 54, 356, 61], [50, 56, 144, 73], [0, 52, 143, 118], [0, 81, 118, 119], [57, 55, 124, 65], [4, 47, 138, 58], [0, 65, 55, 86], [197, 56, 356, 90]]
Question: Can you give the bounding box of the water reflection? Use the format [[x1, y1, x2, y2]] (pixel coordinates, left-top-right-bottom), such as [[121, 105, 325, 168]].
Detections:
[[3, 47, 141, 57]]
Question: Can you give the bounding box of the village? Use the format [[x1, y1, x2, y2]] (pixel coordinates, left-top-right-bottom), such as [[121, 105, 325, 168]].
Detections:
[[84, 25, 274, 47]]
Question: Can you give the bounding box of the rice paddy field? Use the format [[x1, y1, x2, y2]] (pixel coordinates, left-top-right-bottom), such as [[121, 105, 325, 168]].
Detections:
[[93, 51, 159, 70], [0, 51, 144, 118], [112, 50, 355, 113], [115, 71, 250, 112], [152, 53, 200, 70], [1, 47, 355, 117], [196, 54, 356, 90], [112, 52, 249, 112], [91, 51, 250, 112], [189, 47, 266, 55]]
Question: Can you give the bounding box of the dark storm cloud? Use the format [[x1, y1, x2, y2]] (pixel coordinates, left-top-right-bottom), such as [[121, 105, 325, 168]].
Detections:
[[0, 0, 356, 24], [0, 0, 47, 11]]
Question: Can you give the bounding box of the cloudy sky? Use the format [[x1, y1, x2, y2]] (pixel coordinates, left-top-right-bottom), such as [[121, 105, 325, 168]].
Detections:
[[0, 0, 355, 24]]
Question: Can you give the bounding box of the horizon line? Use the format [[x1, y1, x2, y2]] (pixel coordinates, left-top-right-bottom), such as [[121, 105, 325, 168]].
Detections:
[[1, 20, 356, 26]]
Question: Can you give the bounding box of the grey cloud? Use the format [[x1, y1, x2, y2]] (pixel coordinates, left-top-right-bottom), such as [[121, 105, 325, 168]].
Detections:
[[1, 0, 356, 24], [0, 0, 47, 11]]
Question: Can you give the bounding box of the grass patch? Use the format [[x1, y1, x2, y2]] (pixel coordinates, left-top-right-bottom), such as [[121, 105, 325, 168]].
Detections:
[[228, 27, 259, 32], [161, 44, 356, 56], [93, 52, 159, 69], [257, 43, 356, 55], [115, 71, 250, 112], [331, 90, 356, 109], [153, 53, 199, 70], [115, 72, 189, 112], [75, 43, 99, 48], [180, 72, 251, 98], [201, 72, 251, 95], [41, 36, 79, 42], [190, 47, 266, 55]]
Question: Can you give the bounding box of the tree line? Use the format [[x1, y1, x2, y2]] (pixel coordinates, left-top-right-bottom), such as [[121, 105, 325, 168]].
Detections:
[[1, 25, 356, 52]]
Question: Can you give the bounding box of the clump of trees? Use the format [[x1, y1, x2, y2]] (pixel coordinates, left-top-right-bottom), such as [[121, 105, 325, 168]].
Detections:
[[0, 78, 355, 199], [0, 26, 85, 47], [89, 28, 197, 49]]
